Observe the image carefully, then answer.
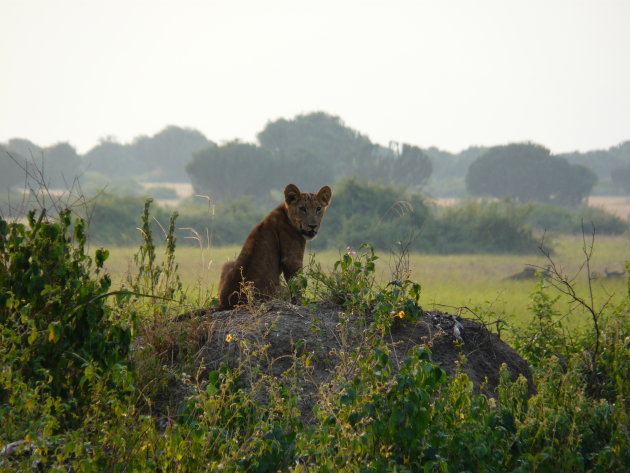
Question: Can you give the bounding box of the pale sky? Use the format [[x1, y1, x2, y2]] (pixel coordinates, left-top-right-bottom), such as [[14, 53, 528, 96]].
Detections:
[[1, 0, 629, 154]]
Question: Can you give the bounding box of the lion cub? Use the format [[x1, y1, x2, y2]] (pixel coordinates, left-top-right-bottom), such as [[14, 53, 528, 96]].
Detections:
[[218, 183, 332, 309]]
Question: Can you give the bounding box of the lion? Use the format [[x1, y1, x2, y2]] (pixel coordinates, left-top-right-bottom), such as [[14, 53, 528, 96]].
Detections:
[[218, 183, 332, 309]]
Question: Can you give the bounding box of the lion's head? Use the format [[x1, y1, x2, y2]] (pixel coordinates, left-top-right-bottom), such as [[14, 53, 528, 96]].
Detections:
[[284, 183, 332, 239]]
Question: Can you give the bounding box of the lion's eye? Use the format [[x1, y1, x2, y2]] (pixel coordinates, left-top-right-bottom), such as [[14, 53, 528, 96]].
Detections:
[[299, 207, 307, 214], [316, 207, 322, 213]]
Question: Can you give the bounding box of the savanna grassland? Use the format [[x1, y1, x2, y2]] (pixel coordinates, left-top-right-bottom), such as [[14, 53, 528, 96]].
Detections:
[[102, 235, 628, 331]]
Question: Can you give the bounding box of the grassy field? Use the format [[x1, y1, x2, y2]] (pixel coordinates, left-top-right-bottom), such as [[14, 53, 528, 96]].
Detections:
[[102, 235, 628, 330]]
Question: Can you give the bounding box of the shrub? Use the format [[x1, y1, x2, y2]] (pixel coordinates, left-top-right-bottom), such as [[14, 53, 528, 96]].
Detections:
[[315, 180, 540, 253], [313, 178, 431, 251], [429, 200, 540, 253], [525, 203, 628, 235], [176, 196, 265, 247], [88, 193, 171, 245], [0, 209, 133, 427]]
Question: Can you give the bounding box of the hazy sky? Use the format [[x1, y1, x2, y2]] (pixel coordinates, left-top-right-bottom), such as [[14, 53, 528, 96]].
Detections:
[[1, 0, 629, 154]]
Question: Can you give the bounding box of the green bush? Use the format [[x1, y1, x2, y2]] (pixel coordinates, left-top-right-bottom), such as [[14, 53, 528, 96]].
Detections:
[[303, 243, 423, 323], [315, 180, 540, 253], [298, 346, 514, 472], [0, 210, 133, 428], [430, 200, 540, 253], [524, 203, 628, 235], [176, 196, 265, 247], [313, 178, 431, 251], [88, 193, 171, 245]]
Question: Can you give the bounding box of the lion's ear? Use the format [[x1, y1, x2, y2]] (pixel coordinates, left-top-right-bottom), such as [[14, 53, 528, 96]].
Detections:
[[284, 184, 301, 205], [317, 185, 332, 206]]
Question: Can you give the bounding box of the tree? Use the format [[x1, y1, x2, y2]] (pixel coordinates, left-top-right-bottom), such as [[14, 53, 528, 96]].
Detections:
[[186, 141, 282, 202], [273, 148, 335, 193], [42, 142, 82, 188], [553, 162, 597, 206], [257, 111, 374, 177], [6, 138, 42, 158], [83, 127, 213, 182], [389, 144, 433, 191], [131, 126, 213, 181], [0, 146, 27, 191], [466, 143, 597, 206], [360, 143, 432, 192], [2, 140, 83, 191], [425, 145, 487, 181], [83, 137, 140, 177], [611, 164, 630, 194], [257, 113, 432, 192], [2, 140, 44, 192]]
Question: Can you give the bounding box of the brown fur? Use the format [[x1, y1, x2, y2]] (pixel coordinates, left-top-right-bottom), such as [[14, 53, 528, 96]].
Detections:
[[218, 184, 332, 309]]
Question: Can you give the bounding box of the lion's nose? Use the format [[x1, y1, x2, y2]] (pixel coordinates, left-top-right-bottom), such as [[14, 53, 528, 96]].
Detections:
[[308, 224, 318, 230]]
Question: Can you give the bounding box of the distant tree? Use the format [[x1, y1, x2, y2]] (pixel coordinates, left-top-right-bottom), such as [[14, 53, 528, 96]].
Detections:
[[2, 140, 42, 191], [466, 143, 597, 206], [273, 148, 335, 192], [42, 142, 82, 188], [609, 140, 630, 161], [611, 164, 630, 194], [186, 141, 281, 202], [424, 146, 487, 181], [258, 112, 432, 192], [609, 141, 630, 195], [131, 126, 213, 181], [2, 140, 83, 191], [6, 138, 42, 158], [0, 146, 27, 191], [559, 140, 630, 181], [389, 144, 432, 191], [83, 127, 213, 182], [83, 138, 140, 177], [423, 145, 487, 198], [553, 162, 597, 206], [559, 149, 618, 180], [361, 143, 432, 191], [257, 112, 374, 177]]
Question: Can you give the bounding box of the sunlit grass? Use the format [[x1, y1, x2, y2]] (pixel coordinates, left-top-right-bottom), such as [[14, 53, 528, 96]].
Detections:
[[101, 235, 628, 329]]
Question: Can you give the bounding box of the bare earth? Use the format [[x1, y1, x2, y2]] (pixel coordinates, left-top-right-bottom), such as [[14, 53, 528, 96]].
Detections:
[[166, 301, 534, 423]]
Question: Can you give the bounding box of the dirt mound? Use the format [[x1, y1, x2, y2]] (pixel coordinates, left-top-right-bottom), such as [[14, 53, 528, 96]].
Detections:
[[181, 301, 533, 419]]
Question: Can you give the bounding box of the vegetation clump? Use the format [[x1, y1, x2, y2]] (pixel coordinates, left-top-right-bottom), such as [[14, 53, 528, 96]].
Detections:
[[0, 209, 133, 437]]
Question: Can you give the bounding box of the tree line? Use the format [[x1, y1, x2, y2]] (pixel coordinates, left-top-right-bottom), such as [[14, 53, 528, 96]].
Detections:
[[2, 112, 630, 207], [0, 126, 213, 191], [187, 113, 432, 204]]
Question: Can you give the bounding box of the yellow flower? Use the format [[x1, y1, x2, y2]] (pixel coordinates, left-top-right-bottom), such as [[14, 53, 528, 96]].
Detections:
[[225, 333, 234, 343], [396, 310, 405, 319]]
